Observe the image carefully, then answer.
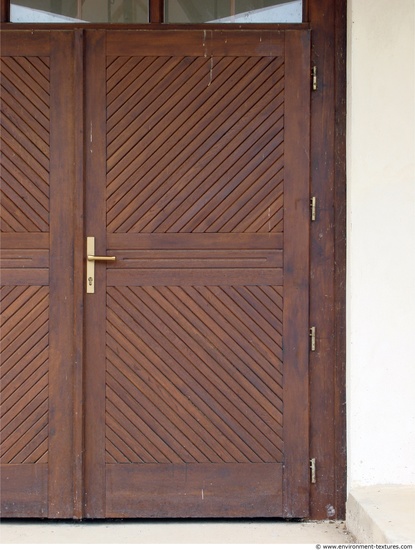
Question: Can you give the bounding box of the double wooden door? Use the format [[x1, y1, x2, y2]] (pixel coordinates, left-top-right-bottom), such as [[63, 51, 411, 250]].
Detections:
[[0, 28, 310, 518]]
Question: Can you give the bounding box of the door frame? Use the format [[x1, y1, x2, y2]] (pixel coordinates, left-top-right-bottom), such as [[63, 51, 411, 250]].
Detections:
[[0, 0, 347, 520]]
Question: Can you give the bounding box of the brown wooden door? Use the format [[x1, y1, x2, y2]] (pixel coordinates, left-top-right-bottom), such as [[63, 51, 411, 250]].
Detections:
[[0, 30, 80, 517], [83, 29, 310, 519], [1, 28, 310, 519]]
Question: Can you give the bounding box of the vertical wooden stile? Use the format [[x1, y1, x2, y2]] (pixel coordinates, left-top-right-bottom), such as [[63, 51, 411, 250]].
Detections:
[[282, 30, 311, 517], [48, 31, 77, 519], [83, 29, 107, 519], [72, 28, 85, 520]]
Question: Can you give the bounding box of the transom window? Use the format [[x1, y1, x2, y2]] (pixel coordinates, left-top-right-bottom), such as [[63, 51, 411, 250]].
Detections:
[[10, 0, 303, 23]]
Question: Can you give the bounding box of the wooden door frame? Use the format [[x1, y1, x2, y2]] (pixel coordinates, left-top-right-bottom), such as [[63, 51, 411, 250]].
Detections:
[[0, 0, 346, 520]]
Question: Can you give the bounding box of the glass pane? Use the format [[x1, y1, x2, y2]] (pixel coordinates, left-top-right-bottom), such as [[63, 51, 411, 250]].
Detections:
[[10, 1, 149, 23], [165, 0, 303, 24]]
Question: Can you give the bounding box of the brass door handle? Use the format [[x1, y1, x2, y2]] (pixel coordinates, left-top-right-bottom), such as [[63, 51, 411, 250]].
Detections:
[[87, 255, 116, 261], [86, 237, 116, 293]]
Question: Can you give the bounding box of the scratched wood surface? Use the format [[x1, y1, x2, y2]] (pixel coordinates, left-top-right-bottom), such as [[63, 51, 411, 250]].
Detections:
[[84, 29, 310, 518]]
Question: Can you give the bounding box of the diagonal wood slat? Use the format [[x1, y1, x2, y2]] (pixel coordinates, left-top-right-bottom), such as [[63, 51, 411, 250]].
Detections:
[[108, 286, 279, 461], [107, 57, 280, 234], [106, 294, 263, 463], [105, 286, 284, 464], [106, 55, 284, 234], [94, 30, 312, 518], [104, 50, 287, 470], [0, 286, 49, 464], [106, 317, 248, 463], [0, 56, 50, 233], [131, 286, 282, 442]]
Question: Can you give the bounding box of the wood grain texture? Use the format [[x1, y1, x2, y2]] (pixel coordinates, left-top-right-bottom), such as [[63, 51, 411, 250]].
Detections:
[[47, 31, 77, 519], [105, 285, 284, 466], [106, 53, 285, 235], [282, 29, 310, 518], [0, 31, 50, 56], [308, 0, 347, 519], [84, 29, 108, 519], [0, 235, 49, 284], [0, 33, 52, 489], [0, 286, 49, 465], [0, 2, 347, 518], [106, 30, 284, 57], [84, 29, 311, 518], [72, 28, 85, 520], [0, 464, 48, 517], [333, 0, 347, 520], [0, 54, 50, 233], [106, 463, 283, 518], [0, 30, 78, 519]]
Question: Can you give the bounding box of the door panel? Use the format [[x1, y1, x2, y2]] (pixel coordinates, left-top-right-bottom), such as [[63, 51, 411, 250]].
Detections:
[[0, 31, 78, 517], [84, 29, 310, 518], [0, 28, 310, 519]]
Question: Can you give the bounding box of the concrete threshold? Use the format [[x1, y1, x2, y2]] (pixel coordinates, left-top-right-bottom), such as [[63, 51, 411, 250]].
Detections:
[[0, 519, 352, 545], [347, 485, 415, 543]]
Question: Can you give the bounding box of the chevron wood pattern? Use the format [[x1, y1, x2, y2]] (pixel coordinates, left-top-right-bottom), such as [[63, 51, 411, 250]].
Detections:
[[106, 55, 284, 234], [105, 285, 283, 465], [0, 286, 49, 464], [0, 56, 50, 233]]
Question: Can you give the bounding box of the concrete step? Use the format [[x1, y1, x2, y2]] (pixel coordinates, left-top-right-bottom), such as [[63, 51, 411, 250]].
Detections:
[[347, 485, 415, 543], [0, 519, 352, 544]]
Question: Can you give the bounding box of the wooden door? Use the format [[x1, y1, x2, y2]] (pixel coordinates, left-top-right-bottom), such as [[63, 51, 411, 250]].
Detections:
[[0, 30, 80, 517], [1, 28, 310, 518], [83, 29, 310, 519]]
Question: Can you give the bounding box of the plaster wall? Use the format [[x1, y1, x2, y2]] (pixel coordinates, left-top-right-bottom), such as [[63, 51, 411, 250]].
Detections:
[[347, 0, 415, 488]]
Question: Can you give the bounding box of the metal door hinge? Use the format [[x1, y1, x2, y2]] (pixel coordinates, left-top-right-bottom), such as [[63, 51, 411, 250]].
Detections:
[[310, 326, 316, 351], [312, 66, 318, 91], [310, 196, 316, 221], [310, 458, 316, 484]]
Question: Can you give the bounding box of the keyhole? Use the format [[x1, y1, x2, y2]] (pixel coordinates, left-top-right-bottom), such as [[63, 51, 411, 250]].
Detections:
[[88, 277, 93, 286]]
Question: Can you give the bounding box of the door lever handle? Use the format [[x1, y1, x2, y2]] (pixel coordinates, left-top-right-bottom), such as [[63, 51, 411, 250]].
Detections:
[[87, 255, 116, 261], [86, 237, 116, 293]]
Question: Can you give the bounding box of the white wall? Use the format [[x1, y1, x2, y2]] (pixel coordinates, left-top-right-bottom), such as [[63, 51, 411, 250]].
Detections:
[[347, 0, 415, 488]]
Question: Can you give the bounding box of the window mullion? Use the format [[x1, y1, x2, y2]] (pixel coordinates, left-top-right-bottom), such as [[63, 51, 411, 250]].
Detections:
[[149, 0, 164, 23], [1, 0, 10, 22]]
